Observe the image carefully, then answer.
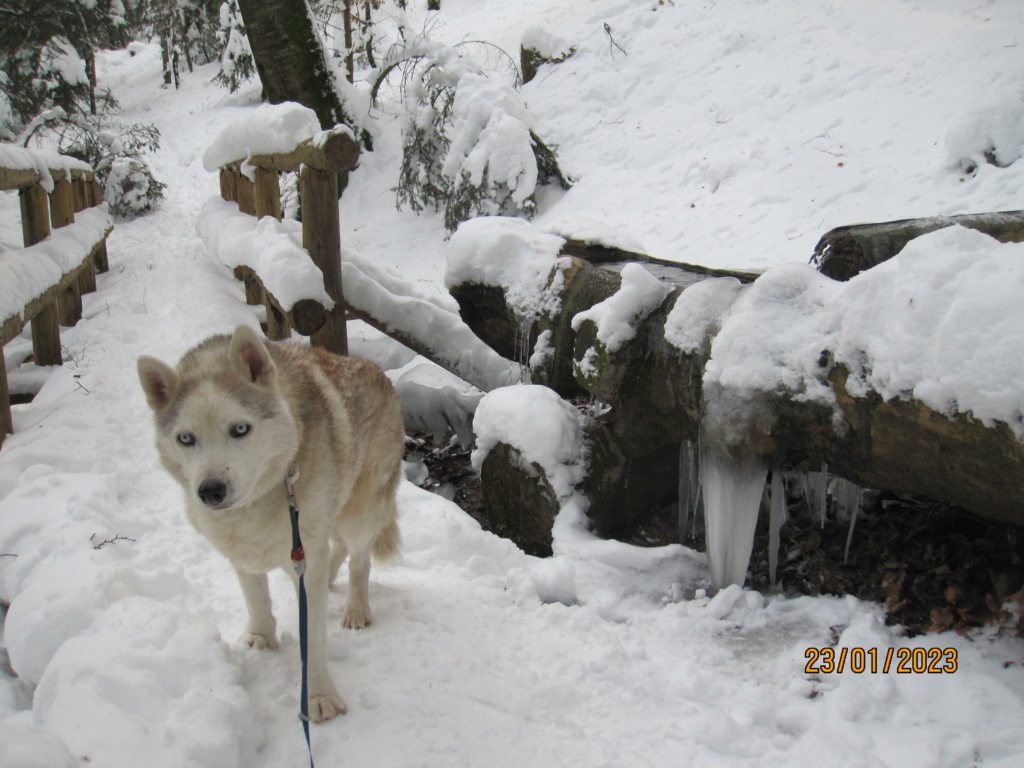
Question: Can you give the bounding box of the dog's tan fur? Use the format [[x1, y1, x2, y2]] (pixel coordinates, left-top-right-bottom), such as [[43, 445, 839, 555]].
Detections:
[[138, 324, 404, 722]]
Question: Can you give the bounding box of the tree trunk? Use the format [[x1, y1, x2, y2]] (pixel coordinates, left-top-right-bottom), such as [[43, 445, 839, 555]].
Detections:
[[448, 237, 1024, 531], [813, 209, 1024, 281], [236, 0, 348, 129]]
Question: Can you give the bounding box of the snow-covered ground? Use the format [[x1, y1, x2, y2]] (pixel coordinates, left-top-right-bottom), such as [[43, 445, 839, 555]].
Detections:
[[2, 1, 1024, 766]]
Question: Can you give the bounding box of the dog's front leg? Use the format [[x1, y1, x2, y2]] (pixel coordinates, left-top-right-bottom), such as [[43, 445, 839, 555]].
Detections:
[[300, 542, 347, 722], [236, 569, 279, 650]]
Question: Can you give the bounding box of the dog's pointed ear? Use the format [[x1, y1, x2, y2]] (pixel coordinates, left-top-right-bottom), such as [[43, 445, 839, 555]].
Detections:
[[138, 356, 179, 411], [230, 325, 277, 387]]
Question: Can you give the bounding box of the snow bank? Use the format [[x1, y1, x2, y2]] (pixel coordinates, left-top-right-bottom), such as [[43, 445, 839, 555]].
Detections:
[[195, 197, 334, 311], [688, 226, 1024, 440], [445, 216, 569, 321], [0, 207, 114, 325], [946, 90, 1024, 170], [541, 214, 647, 254], [201, 102, 320, 174], [471, 384, 587, 501], [389, 358, 483, 447]]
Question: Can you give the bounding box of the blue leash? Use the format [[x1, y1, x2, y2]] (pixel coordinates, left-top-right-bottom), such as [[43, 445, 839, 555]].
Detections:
[[286, 466, 315, 768]]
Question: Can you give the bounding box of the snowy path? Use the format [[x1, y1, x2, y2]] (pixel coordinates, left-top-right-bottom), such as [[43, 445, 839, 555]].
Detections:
[[3, 1, 1024, 766]]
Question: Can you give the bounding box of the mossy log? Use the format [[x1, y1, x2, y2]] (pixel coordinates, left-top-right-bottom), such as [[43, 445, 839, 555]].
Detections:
[[450, 236, 1024, 529]]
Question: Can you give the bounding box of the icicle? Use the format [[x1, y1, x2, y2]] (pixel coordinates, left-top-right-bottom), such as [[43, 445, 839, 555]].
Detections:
[[513, 317, 534, 383], [700, 432, 768, 590], [769, 471, 788, 585], [803, 466, 828, 528], [833, 477, 865, 563]]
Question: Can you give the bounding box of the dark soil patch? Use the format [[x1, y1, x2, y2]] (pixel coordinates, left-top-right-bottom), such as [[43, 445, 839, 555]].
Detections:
[[404, 430, 1024, 636], [744, 492, 1024, 637]]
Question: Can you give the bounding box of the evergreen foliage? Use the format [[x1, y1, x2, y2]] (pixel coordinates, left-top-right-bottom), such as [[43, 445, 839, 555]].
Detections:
[[1, 0, 166, 219], [383, 34, 570, 233]]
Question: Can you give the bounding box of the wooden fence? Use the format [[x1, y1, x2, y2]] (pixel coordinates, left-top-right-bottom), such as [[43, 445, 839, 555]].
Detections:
[[210, 128, 359, 355], [0, 145, 114, 445]]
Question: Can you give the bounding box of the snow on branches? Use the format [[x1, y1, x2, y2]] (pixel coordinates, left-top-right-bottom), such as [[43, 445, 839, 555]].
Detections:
[[383, 34, 570, 232]]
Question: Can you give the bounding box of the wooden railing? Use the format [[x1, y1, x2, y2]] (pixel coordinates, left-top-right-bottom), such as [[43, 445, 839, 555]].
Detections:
[[0, 144, 114, 444], [209, 128, 360, 355]]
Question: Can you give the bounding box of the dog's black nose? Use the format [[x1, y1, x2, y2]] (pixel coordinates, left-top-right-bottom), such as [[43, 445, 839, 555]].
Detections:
[[198, 480, 227, 507]]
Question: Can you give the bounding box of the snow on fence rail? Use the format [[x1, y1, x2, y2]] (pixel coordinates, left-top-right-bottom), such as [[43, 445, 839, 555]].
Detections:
[[200, 103, 360, 355], [199, 102, 522, 391], [0, 143, 114, 446]]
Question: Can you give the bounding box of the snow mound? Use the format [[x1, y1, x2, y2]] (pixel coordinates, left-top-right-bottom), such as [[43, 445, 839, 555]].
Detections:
[[572, 262, 670, 353], [201, 102, 320, 174], [471, 384, 587, 501], [445, 216, 569, 321], [698, 226, 1024, 440], [946, 91, 1024, 170], [195, 197, 334, 311]]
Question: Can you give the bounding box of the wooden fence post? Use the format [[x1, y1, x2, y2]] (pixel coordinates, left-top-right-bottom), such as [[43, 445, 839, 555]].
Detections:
[[300, 166, 347, 355], [237, 172, 256, 216], [0, 354, 10, 442], [254, 167, 290, 340], [72, 177, 87, 212], [21, 185, 62, 366], [50, 178, 85, 326], [220, 168, 238, 202], [89, 177, 110, 272]]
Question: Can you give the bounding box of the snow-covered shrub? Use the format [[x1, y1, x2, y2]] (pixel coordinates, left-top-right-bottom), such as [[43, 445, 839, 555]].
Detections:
[[45, 115, 166, 219], [385, 34, 570, 233], [520, 26, 576, 84], [102, 156, 166, 218]]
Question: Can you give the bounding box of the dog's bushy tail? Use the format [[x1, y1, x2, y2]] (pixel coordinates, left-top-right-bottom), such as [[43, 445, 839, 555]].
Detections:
[[372, 520, 401, 565]]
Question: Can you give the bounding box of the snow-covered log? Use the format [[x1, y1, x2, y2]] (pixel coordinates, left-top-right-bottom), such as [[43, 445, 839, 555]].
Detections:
[[813, 209, 1024, 281], [447, 216, 1024, 537]]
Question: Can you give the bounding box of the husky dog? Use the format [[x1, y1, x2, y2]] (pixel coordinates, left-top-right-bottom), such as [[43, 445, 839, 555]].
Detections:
[[137, 324, 404, 722]]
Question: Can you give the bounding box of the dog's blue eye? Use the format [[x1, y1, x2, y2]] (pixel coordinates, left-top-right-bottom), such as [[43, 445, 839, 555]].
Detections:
[[177, 433, 195, 446], [230, 423, 251, 438]]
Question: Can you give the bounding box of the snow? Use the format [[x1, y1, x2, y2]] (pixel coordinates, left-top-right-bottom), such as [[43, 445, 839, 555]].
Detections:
[[695, 226, 1024, 440], [1, 1, 1024, 766], [571, 261, 671, 352], [471, 384, 587, 501], [0, 207, 114, 325], [443, 73, 539, 207], [196, 197, 335, 311], [0, 142, 93, 194], [445, 215, 569, 323], [520, 27, 573, 61], [201, 101, 321, 175]]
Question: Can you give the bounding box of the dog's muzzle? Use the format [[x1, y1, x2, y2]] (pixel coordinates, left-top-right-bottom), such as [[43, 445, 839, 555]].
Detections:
[[198, 480, 229, 508]]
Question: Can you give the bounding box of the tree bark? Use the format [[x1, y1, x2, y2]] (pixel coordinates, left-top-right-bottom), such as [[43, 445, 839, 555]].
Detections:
[[813, 209, 1024, 281], [236, 0, 348, 129]]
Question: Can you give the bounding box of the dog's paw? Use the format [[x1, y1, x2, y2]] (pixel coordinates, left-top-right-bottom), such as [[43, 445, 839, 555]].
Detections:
[[342, 603, 372, 630], [308, 693, 347, 723], [240, 632, 279, 651]]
